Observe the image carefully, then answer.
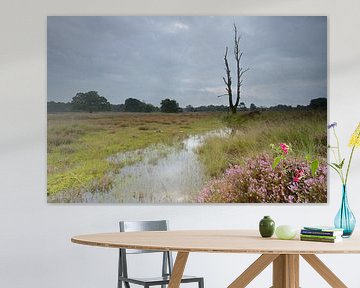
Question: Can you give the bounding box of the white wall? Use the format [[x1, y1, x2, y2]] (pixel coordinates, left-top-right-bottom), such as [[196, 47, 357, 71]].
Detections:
[[1, 0, 360, 287]]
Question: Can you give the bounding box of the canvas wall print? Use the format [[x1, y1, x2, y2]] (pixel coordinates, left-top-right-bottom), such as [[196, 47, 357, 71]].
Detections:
[[47, 16, 327, 203]]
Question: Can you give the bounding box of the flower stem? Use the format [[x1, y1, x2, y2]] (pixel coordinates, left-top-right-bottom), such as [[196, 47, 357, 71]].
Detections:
[[334, 127, 342, 161], [333, 127, 345, 183], [345, 145, 356, 185], [328, 162, 345, 182], [331, 148, 339, 165]]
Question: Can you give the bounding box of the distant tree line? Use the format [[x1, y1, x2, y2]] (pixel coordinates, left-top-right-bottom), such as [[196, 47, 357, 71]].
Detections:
[[48, 91, 327, 114], [47, 101, 72, 112], [245, 98, 327, 112], [48, 91, 181, 113], [160, 99, 182, 113], [124, 98, 159, 112], [183, 105, 229, 112], [71, 91, 111, 113]]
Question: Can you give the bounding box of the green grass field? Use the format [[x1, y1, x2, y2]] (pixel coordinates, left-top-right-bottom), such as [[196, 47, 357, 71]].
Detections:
[[47, 110, 327, 201], [47, 112, 223, 197]]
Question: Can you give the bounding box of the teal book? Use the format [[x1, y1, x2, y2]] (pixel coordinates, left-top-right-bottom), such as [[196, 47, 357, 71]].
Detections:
[[303, 226, 343, 232]]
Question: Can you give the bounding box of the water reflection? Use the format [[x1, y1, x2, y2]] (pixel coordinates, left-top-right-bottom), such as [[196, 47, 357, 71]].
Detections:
[[50, 129, 229, 203]]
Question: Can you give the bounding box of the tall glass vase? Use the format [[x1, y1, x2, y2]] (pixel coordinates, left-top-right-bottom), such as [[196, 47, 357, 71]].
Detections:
[[334, 185, 356, 237]]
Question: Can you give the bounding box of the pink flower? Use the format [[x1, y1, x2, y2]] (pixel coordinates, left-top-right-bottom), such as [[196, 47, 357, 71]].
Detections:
[[293, 169, 305, 183], [280, 143, 289, 155]]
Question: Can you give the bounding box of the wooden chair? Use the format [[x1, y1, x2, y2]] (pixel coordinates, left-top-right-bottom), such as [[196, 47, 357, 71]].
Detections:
[[118, 220, 204, 288]]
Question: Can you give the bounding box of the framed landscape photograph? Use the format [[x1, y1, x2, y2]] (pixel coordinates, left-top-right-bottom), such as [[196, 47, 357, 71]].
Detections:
[[47, 16, 327, 203]]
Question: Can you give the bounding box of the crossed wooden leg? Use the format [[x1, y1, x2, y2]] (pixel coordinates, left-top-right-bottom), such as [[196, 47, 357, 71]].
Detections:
[[227, 254, 347, 288], [168, 252, 189, 288], [301, 254, 347, 288], [228, 254, 280, 288], [167, 252, 348, 288]]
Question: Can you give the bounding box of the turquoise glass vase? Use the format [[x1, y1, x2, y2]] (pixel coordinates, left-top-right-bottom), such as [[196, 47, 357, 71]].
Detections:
[[334, 185, 356, 237]]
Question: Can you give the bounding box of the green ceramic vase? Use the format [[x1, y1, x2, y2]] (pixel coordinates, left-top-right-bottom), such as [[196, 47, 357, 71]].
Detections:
[[259, 216, 275, 237]]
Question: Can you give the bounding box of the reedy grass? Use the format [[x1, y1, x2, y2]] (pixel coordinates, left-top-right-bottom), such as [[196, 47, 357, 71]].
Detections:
[[197, 110, 327, 177], [47, 112, 223, 196]]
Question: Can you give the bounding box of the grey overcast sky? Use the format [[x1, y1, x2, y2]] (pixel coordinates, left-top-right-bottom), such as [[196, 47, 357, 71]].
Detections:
[[47, 16, 327, 107]]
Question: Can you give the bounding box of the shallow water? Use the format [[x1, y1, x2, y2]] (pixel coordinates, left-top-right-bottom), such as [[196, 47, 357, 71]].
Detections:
[[49, 129, 230, 203]]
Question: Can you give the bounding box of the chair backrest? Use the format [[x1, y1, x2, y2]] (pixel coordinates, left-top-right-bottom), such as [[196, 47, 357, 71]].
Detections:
[[120, 220, 168, 232], [119, 220, 169, 254], [118, 220, 174, 283]]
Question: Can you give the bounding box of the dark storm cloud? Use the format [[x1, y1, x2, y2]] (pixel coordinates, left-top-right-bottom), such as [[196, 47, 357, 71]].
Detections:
[[47, 16, 327, 107]]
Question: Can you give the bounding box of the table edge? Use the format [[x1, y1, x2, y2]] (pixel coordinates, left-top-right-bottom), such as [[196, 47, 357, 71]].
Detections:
[[71, 235, 360, 254]]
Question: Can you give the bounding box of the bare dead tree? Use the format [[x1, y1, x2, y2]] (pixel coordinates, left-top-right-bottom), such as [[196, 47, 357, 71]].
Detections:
[[223, 47, 233, 112], [220, 24, 249, 114]]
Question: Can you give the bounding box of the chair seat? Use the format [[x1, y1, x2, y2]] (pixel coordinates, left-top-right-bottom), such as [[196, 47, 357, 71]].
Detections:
[[119, 274, 203, 286]]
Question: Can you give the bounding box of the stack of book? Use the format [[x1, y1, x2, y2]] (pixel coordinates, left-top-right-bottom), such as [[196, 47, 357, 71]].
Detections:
[[300, 226, 344, 243]]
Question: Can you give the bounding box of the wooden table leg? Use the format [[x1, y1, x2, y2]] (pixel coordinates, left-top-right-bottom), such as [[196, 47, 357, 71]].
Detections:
[[272, 254, 299, 288], [228, 254, 279, 288], [288, 255, 299, 288], [168, 252, 189, 288], [301, 254, 347, 288]]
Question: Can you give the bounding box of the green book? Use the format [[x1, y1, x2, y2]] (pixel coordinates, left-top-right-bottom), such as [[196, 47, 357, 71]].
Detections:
[[300, 236, 342, 243], [300, 234, 340, 240]]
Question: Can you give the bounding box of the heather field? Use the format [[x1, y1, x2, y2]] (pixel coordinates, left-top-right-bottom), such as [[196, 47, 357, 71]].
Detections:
[[197, 110, 327, 203], [47, 110, 326, 203]]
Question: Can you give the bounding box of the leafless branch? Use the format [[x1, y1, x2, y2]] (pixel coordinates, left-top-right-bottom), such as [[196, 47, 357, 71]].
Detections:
[[223, 46, 233, 109], [222, 23, 249, 113]]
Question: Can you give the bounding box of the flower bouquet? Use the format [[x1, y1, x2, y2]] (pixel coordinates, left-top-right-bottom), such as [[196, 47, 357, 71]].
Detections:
[[328, 122, 360, 237]]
